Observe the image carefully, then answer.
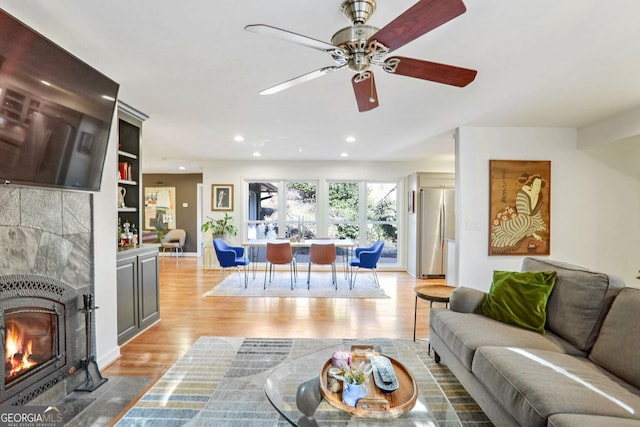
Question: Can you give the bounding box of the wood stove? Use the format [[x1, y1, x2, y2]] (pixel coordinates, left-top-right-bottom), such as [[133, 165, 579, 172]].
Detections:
[[1, 275, 78, 405]]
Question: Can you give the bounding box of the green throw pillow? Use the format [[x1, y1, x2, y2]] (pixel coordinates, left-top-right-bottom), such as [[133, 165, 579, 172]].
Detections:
[[476, 270, 557, 334]]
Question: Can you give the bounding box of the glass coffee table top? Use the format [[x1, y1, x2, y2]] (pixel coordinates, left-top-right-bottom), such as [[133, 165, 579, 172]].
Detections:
[[264, 338, 461, 426]]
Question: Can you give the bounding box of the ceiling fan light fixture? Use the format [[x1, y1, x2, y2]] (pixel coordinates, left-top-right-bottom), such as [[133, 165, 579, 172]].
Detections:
[[331, 25, 379, 73], [341, 0, 376, 25]]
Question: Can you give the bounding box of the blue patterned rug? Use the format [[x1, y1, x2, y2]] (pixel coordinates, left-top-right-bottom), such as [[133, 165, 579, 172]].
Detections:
[[114, 337, 491, 426]]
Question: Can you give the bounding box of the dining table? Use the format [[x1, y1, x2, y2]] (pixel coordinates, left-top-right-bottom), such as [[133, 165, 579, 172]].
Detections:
[[242, 238, 356, 279]]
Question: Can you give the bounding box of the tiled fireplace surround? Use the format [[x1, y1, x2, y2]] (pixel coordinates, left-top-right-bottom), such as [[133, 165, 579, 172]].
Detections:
[[0, 185, 94, 404]]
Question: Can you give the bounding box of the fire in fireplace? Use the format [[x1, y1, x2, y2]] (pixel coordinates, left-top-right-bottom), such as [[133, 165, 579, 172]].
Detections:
[[1, 275, 78, 406], [5, 308, 58, 385]]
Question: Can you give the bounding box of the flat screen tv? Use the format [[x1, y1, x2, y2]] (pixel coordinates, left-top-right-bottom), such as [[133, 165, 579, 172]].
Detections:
[[0, 9, 119, 191]]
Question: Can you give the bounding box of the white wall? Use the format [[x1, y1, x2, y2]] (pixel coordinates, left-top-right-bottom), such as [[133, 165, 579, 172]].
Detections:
[[94, 115, 120, 368], [406, 173, 419, 277], [455, 126, 640, 291]]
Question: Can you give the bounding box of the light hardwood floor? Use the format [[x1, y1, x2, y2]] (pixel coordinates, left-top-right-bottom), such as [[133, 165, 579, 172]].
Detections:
[[102, 256, 444, 379]]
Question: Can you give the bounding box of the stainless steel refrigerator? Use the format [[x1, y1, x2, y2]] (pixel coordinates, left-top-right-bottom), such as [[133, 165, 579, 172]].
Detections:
[[418, 187, 455, 278]]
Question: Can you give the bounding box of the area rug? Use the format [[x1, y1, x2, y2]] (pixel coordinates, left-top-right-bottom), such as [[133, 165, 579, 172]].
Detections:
[[204, 271, 389, 299], [114, 337, 492, 426]]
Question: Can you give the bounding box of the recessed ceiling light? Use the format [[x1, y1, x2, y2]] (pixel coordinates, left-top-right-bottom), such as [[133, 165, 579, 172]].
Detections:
[[253, 151, 261, 157], [341, 152, 349, 157], [345, 136, 356, 143], [178, 166, 186, 170], [234, 135, 245, 142]]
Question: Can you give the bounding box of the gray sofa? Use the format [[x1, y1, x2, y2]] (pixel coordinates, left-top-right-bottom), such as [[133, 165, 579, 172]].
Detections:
[[429, 257, 640, 427]]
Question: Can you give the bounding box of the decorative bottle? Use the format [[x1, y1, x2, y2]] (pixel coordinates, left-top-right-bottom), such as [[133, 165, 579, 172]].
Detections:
[[131, 224, 138, 246], [118, 217, 122, 247], [121, 220, 131, 247]]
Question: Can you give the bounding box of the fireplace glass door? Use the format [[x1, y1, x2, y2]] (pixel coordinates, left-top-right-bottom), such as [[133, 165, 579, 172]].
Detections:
[[4, 308, 58, 386]]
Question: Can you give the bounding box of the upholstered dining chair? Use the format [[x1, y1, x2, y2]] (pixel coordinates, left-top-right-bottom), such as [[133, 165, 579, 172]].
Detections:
[[160, 229, 186, 258], [349, 240, 384, 289], [264, 241, 297, 290], [307, 243, 337, 289], [213, 238, 250, 288]]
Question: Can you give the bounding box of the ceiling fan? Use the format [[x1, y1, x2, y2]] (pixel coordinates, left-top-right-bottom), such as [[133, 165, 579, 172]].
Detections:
[[245, 0, 477, 112]]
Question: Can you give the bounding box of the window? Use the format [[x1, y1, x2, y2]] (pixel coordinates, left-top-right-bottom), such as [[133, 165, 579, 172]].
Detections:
[[328, 182, 359, 241], [285, 181, 317, 239], [246, 181, 317, 239], [247, 179, 399, 265], [247, 182, 279, 239], [366, 182, 397, 264]]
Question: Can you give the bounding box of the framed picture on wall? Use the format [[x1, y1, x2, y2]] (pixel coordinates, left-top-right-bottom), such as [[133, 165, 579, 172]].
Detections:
[[212, 184, 233, 211], [489, 160, 551, 256], [144, 187, 176, 230]]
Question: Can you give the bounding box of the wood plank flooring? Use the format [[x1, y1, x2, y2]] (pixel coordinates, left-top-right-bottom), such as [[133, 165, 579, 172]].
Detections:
[[102, 256, 445, 379]]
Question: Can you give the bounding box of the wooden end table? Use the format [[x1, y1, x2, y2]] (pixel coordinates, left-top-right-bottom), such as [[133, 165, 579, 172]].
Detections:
[[413, 285, 454, 354]]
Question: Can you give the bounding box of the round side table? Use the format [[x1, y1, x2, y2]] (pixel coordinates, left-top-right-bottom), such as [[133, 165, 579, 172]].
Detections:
[[413, 285, 454, 354]]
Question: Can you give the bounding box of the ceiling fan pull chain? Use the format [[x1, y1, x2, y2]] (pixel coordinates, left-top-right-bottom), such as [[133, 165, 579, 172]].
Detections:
[[369, 72, 376, 103]]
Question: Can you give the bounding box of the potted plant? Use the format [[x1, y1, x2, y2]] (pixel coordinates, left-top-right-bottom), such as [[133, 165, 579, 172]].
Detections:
[[201, 212, 238, 239]]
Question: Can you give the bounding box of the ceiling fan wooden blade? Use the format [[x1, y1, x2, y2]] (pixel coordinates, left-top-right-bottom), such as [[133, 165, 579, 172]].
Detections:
[[245, 24, 340, 52], [352, 72, 379, 112], [369, 0, 467, 53], [259, 65, 345, 95], [384, 56, 477, 87]]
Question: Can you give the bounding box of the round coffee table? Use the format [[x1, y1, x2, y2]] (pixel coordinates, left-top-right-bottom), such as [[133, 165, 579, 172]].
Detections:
[[413, 285, 454, 353]]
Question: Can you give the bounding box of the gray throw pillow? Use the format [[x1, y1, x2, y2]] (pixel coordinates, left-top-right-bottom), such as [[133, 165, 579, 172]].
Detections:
[[521, 257, 624, 351], [589, 288, 640, 390]]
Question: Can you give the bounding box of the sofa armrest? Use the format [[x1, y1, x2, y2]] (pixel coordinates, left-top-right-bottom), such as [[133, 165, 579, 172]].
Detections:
[[449, 287, 486, 313]]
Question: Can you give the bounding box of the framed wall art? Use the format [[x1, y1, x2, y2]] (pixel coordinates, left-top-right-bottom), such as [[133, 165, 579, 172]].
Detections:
[[489, 160, 551, 256], [144, 186, 176, 231], [212, 184, 233, 211]]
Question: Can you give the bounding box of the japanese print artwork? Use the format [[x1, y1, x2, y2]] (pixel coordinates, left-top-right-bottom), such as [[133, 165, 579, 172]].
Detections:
[[489, 160, 551, 256]]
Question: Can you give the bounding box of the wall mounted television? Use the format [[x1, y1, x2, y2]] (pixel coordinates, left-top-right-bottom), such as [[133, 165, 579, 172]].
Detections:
[[0, 9, 119, 192]]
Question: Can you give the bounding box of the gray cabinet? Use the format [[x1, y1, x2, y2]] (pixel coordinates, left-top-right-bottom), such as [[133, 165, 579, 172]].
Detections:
[[138, 249, 160, 329], [117, 245, 160, 345]]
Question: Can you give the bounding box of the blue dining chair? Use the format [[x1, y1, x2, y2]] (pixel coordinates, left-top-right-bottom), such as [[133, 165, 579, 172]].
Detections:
[[213, 238, 250, 288], [349, 240, 384, 289]]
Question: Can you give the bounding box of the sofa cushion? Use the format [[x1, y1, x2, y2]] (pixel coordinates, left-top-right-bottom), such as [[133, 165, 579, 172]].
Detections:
[[589, 288, 640, 390], [472, 346, 640, 427], [429, 307, 585, 371], [476, 270, 556, 333], [521, 257, 625, 351], [548, 414, 640, 427]]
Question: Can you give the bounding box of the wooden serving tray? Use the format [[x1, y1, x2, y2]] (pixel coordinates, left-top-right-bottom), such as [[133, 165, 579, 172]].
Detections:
[[318, 345, 418, 418]]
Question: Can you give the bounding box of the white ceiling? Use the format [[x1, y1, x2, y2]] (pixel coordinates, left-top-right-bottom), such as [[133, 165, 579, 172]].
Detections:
[[3, 1, 640, 173]]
